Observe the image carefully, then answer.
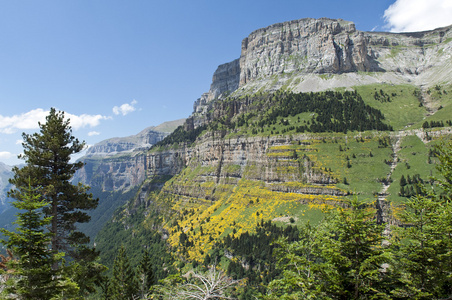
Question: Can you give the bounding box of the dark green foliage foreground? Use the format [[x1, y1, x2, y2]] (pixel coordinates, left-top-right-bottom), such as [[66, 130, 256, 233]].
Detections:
[[0, 183, 60, 299], [260, 141, 452, 300], [8, 108, 99, 263], [1, 108, 105, 299]]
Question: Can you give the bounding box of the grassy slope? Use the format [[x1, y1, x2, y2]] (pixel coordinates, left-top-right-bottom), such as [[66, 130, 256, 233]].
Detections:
[[160, 83, 452, 262], [97, 83, 452, 266]]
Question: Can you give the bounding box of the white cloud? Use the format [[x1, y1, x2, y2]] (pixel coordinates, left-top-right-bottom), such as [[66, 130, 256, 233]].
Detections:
[[384, 0, 452, 32], [0, 109, 110, 134], [88, 131, 100, 136], [113, 99, 138, 116], [0, 108, 48, 134], [66, 113, 111, 130], [0, 151, 14, 160]]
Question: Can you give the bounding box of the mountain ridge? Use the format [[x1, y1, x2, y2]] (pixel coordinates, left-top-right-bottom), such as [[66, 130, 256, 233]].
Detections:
[[194, 18, 452, 116], [93, 17, 452, 270]]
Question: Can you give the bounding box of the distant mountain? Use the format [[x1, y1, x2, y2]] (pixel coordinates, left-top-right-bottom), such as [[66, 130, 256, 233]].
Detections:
[[74, 118, 185, 239], [0, 162, 16, 247], [0, 162, 13, 214], [84, 119, 185, 157], [93, 18, 452, 280]]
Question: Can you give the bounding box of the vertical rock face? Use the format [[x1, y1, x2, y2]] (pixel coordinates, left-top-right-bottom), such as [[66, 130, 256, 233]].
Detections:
[[193, 17, 452, 114], [75, 153, 148, 192], [209, 59, 240, 101], [193, 59, 240, 114], [239, 18, 371, 85], [74, 119, 186, 192], [146, 132, 344, 201]]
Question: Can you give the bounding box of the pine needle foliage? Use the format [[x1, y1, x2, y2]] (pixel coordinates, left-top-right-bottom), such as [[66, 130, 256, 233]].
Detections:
[[0, 182, 59, 299], [8, 108, 99, 263]]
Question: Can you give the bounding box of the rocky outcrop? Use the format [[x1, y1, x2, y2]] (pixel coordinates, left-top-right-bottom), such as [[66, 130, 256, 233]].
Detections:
[[193, 18, 452, 115], [75, 153, 147, 192], [239, 18, 371, 84], [193, 59, 240, 114], [75, 119, 185, 192], [85, 121, 185, 157], [210, 59, 240, 100], [147, 132, 343, 201]]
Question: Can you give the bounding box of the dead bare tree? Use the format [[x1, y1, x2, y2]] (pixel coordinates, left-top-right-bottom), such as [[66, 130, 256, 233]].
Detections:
[[174, 266, 241, 300]]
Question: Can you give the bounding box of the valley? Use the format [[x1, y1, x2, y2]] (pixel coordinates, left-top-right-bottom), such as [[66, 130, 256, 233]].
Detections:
[[2, 16, 452, 299]]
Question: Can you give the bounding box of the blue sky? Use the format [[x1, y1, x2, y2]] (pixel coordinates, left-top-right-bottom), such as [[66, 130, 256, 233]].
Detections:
[[1, 0, 451, 165]]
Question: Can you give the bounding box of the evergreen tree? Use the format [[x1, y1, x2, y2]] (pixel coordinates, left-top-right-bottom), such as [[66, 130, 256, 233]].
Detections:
[[8, 108, 99, 264], [391, 141, 452, 299], [0, 182, 68, 299], [138, 248, 156, 298], [391, 192, 447, 298], [266, 198, 391, 299], [317, 197, 390, 299], [265, 223, 327, 299], [400, 175, 407, 187], [109, 245, 139, 299]]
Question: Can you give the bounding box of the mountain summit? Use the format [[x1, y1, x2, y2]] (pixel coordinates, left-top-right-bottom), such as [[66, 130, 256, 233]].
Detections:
[[194, 18, 452, 114]]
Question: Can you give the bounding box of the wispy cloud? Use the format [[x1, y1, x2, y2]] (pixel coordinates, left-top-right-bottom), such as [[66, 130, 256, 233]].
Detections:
[[384, 0, 452, 32], [88, 131, 101, 136], [113, 100, 138, 116], [0, 151, 14, 160], [0, 109, 111, 134]]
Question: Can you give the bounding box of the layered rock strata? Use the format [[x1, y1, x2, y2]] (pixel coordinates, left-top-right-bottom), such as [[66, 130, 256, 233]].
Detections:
[[147, 132, 343, 201], [194, 18, 452, 114]]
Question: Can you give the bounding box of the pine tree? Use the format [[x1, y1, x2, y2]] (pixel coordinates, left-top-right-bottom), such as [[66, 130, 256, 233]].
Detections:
[[0, 182, 61, 299], [109, 245, 139, 299], [266, 198, 392, 299], [8, 108, 99, 264], [400, 174, 407, 187], [391, 141, 452, 298], [138, 248, 156, 298], [317, 197, 390, 299]]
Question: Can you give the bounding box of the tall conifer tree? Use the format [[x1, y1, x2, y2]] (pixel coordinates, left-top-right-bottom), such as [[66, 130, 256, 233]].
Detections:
[[0, 182, 59, 299], [8, 108, 99, 263], [109, 245, 139, 299]]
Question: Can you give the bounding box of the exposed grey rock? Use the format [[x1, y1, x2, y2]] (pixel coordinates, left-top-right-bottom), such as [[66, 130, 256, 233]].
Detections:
[[74, 119, 185, 192], [85, 119, 185, 157], [193, 18, 452, 115], [146, 132, 344, 201]]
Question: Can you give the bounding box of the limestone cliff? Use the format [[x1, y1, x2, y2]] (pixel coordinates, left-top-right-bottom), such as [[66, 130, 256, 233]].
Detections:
[[194, 18, 452, 114], [95, 17, 452, 266], [74, 119, 185, 192], [147, 132, 345, 205]]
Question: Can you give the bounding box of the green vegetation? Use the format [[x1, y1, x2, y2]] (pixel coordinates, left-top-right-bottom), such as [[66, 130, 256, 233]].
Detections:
[[263, 140, 452, 299], [78, 186, 141, 240], [208, 89, 393, 136], [266, 197, 389, 299], [387, 135, 437, 204], [354, 84, 426, 130], [0, 183, 65, 299], [1, 108, 105, 299], [8, 85, 442, 299], [154, 124, 207, 148]]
